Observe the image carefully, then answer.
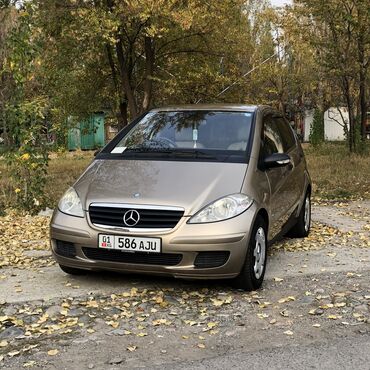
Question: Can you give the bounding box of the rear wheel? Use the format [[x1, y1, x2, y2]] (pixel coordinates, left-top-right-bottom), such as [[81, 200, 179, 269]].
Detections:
[[288, 191, 311, 238], [59, 264, 87, 275], [232, 216, 267, 291]]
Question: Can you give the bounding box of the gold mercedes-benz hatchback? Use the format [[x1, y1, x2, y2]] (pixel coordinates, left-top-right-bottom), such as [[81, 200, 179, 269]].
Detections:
[[50, 104, 311, 290]]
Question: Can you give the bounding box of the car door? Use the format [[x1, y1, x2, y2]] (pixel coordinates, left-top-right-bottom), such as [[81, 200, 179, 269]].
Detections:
[[274, 116, 305, 213], [260, 113, 295, 238]]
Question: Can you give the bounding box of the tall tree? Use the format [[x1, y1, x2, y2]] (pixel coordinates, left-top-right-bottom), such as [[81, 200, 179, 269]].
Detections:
[[35, 0, 249, 129], [295, 0, 370, 152]]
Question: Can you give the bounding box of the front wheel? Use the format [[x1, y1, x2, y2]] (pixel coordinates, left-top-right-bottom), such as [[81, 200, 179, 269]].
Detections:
[[232, 216, 268, 291]]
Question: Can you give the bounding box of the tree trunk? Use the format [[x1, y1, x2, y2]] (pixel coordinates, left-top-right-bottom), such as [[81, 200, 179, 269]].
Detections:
[[347, 103, 356, 153], [341, 76, 356, 152], [358, 35, 367, 141], [115, 35, 138, 119], [105, 43, 125, 128], [118, 100, 128, 130], [142, 36, 154, 112]]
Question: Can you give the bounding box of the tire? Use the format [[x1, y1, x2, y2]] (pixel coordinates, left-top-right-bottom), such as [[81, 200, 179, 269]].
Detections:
[[288, 191, 311, 238], [59, 264, 87, 275], [232, 216, 268, 291]]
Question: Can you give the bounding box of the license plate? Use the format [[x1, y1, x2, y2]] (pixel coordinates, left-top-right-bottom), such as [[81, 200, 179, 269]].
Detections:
[[98, 234, 161, 253]]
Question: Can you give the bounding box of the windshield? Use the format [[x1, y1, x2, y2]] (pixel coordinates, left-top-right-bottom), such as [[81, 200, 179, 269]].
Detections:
[[107, 110, 254, 162]]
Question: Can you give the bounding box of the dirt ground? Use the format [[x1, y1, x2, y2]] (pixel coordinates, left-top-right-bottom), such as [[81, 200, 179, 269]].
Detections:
[[0, 201, 369, 369]]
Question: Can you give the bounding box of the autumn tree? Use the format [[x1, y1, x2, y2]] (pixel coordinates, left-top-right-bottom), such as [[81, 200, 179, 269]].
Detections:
[[0, 1, 50, 212], [295, 0, 370, 152], [34, 0, 250, 129], [0, 2, 18, 146]]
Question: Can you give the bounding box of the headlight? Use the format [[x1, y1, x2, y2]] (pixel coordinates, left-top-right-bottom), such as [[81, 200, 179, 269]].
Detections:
[[58, 187, 84, 218], [188, 193, 253, 224]]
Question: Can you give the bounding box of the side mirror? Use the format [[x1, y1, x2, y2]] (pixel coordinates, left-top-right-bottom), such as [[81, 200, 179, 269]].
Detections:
[[263, 153, 291, 169]]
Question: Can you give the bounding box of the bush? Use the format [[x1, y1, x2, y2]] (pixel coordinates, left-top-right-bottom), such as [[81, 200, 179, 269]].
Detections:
[[5, 99, 49, 214], [309, 109, 325, 146]]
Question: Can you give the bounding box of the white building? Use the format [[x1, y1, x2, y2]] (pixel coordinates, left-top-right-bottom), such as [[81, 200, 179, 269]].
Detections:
[[303, 107, 349, 142]]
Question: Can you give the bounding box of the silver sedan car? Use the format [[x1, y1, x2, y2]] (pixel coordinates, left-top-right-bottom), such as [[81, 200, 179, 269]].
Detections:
[[50, 105, 311, 290]]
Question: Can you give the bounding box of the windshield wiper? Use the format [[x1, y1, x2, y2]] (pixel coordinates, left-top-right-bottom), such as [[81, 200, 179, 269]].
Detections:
[[124, 147, 217, 159], [169, 149, 217, 159]]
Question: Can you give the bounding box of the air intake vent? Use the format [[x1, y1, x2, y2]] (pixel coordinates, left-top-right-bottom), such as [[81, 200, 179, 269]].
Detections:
[[82, 247, 182, 266], [55, 240, 76, 258], [194, 251, 230, 268]]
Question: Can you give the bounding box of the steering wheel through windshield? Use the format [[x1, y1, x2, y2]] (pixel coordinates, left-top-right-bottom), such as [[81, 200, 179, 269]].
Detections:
[[149, 137, 178, 149]]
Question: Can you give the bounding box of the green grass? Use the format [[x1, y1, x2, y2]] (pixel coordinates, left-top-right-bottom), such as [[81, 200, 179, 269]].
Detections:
[[0, 151, 93, 210], [44, 152, 94, 207], [303, 142, 370, 201], [0, 142, 369, 211]]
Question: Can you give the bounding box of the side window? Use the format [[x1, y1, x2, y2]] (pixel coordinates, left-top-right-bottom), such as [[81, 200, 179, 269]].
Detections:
[[276, 118, 296, 152], [262, 115, 284, 157]]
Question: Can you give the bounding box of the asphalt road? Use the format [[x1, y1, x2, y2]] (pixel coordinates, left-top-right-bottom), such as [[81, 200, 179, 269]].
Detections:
[[0, 202, 369, 369], [159, 335, 370, 370]]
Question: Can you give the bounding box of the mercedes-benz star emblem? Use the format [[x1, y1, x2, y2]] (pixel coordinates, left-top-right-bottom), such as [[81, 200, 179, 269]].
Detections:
[[123, 210, 140, 227]]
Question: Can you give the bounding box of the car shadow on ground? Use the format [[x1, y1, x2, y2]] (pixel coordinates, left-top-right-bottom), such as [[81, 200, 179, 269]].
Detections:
[[67, 268, 233, 292]]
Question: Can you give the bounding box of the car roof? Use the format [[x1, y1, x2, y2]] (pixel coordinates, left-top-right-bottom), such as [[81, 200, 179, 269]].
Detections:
[[150, 104, 260, 113]]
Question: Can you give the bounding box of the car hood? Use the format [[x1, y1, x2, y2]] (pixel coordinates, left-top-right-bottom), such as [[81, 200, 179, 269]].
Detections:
[[74, 159, 248, 215]]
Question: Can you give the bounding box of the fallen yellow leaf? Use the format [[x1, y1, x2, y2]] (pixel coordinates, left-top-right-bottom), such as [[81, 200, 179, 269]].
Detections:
[[278, 296, 295, 303], [327, 315, 338, 320], [47, 349, 59, 356], [210, 298, 224, 306], [334, 302, 346, 308], [23, 360, 36, 367]]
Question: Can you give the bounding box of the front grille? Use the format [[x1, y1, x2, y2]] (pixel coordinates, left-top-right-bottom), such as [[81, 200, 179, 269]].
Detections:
[[194, 251, 230, 268], [55, 240, 76, 258], [89, 205, 184, 229], [82, 247, 182, 266]]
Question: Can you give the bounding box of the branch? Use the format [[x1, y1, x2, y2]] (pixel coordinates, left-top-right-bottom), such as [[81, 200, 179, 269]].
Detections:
[[156, 32, 207, 53], [157, 49, 223, 59], [105, 44, 119, 94], [327, 107, 347, 128]]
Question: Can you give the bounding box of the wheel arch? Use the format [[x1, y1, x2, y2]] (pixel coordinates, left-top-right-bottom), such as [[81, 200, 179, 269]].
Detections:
[[256, 208, 269, 232], [306, 183, 312, 196]]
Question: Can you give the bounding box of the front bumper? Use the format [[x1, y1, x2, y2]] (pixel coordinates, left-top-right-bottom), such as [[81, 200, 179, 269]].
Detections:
[[50, 205, 257, 279]]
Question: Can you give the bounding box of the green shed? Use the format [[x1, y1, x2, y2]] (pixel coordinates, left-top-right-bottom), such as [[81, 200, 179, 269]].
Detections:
[[67, 113, 105, 151]]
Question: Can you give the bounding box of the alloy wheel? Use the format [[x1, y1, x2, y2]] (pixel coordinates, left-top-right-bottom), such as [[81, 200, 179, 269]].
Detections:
[[253, 227, 266, 279]]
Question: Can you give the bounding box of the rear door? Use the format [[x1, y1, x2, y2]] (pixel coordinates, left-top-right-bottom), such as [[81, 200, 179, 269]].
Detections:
[[274, 116, 304, 213], [260, 113, 296, 237]]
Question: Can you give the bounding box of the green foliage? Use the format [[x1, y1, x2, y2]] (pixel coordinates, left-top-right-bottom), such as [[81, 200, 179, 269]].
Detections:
[[354, 121, 369, 155], [5, 99, 49, 213], [1, 4, 50, 213], [309, 109, 324, 146], [296, 0, 370, 153]]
